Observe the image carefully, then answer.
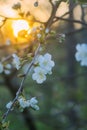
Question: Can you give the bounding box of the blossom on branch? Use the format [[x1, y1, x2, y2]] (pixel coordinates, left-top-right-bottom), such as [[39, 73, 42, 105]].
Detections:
[[6, 101, 12, 109], [18, 97, 29, 109], [37, 53, 55, 73], [45, 28, 49, 34], [32, 53, 55, 84], [32, 67, 46, 84], [75, 43, 87, 66], [12, 54, 21, 70], [18, 96, 39, 111], [28, 97, 39, 110]]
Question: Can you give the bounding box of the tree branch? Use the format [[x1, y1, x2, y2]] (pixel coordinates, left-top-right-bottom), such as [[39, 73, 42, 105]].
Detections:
[[46, 0, 62, 28], [54, 16, 87, 27]]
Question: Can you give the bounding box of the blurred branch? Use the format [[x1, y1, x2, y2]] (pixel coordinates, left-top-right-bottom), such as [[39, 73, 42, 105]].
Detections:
[[54, 16, 87, 27], [65, 27, 85, 35]]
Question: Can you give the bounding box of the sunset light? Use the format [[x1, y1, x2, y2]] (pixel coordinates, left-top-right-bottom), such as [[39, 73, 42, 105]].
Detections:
[[12, 20, 30, 38]]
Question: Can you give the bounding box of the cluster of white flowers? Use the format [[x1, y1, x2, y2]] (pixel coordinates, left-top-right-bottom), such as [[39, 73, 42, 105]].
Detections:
[[6, 97, 39, 111], [0, 53, 20, 74], [12, 54, 21, 70], [75, 43, 87, 66], [32, 53, 55, 84], [18, 96, 39, 110]]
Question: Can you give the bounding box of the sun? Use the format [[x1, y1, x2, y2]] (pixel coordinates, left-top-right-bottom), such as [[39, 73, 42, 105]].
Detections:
[[12, 19, 30, 38]]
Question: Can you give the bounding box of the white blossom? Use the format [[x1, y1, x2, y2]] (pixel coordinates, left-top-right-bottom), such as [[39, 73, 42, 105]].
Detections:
[[45, 28, 49, 34], [28, 97, 39, 110], [75, 43, 87, 66], [12, 54, 21, 70], [4, 70, 11, 75], [6, 101, 12, 109], [32, 67, 46, 84], [18, 96, 39, 110], [32, 53, 55, 84], [5, 64, 12, 69], [0, 62, 3, 73], [18, 97, 29, 108], [37, 53, 55, 73], [37, 34, 41, 38]]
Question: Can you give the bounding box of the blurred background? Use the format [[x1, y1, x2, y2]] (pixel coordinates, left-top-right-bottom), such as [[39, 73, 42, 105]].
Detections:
[[0, 0, 87, 130]]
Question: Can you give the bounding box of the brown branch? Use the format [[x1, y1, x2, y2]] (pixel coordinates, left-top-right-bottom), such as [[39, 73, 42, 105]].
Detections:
[[45, 0, 62, 28], [65, 27, 85, 35], [54, 16, 87, 27]]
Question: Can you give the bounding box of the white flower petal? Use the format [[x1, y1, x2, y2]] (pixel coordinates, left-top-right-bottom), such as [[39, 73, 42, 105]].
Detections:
[[6, 101, 12, 109], [12, 54, 21, 70], [32, 67, 46, 84], [75, 43, 87, 66], [29, 97, 39, 110]]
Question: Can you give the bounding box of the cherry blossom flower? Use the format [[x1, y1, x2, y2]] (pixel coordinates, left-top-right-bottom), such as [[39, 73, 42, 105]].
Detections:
[[45, 28, 49, 34], [28, 97, 39, 110], [12, 54, 21, 70], [37, 53, 55, 73], [6, 101, 12, 109], [32, 53, 55, 84], [32, 67, 46, 84], [75, 43, 87, 66], [18, 97, 29, 109], [18, 96, 39, 110]]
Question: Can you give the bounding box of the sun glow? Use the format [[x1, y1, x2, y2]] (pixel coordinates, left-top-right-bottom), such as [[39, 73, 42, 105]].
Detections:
[[12, 20, 30, 38]]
